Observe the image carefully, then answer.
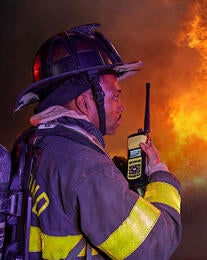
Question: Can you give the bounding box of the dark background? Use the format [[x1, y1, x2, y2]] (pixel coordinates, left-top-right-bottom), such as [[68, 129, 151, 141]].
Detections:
[[1, 0, 207, 259]]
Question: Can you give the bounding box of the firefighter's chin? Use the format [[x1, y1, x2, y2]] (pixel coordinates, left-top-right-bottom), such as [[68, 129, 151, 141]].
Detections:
[[105, 118, 122, 135]]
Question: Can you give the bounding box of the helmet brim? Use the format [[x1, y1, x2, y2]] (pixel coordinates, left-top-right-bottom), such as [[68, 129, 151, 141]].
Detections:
[[14, 60, 143, 112]]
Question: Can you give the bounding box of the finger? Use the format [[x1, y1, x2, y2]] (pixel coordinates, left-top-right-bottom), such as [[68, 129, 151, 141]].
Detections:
[[140, 142, 149, 153], [140, 142, 161, 165], [140, 143, 154, 162], [149, 141, 161, 162]]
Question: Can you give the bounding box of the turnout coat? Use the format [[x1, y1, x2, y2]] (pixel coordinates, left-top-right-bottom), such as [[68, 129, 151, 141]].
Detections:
[[25, 118, 181, 260]]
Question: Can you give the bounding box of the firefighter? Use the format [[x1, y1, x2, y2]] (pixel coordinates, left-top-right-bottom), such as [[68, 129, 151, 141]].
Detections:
[[14, 23, 181, 259]]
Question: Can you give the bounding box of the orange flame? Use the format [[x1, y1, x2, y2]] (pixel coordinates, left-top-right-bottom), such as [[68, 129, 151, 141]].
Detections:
[[106, 1, 207, 189], [169, 1, 207, 144]]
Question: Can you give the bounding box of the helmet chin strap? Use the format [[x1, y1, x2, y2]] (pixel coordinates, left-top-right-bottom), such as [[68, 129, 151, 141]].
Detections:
[[88, 72, 106, 135]]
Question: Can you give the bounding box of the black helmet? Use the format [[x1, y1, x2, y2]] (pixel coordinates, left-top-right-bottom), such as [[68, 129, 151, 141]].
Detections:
[[33, 24, 124, 83], [15, 23, 143, 134]]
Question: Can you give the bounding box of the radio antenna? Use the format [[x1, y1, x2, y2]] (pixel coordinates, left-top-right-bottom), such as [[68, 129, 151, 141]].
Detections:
[[144, 82, 150, 134]]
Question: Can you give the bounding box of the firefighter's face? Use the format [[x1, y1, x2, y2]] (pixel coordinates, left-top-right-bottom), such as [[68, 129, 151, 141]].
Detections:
[[99, 74, 124, 135], [78, 74, 124, 135]]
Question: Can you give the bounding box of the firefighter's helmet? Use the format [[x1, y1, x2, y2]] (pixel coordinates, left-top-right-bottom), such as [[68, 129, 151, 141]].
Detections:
[[14, 23, 143, 134]]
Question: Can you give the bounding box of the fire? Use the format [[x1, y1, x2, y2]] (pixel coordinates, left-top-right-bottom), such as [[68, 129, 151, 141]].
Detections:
[[169, 89, 207, 144], [155, 0, 207, 187], [169, 0, 207, 144], [106, 1, 207, 187]]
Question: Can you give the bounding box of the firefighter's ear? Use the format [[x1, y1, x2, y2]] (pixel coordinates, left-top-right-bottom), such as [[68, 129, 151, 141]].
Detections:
[[76, 94, 90, 115]]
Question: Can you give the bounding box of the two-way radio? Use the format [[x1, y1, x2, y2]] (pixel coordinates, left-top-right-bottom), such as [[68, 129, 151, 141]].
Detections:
[[127, 83, 151, 195]]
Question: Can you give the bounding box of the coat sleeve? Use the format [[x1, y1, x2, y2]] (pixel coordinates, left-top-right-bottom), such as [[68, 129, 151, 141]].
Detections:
[[75, 161, 181, 260]]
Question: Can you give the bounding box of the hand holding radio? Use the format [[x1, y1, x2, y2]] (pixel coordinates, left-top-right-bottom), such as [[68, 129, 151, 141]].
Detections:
[[126, 83, 169, 194], [140, 141, 168, 175]]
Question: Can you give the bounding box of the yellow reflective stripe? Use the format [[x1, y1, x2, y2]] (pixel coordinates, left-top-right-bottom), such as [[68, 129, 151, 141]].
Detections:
[[29, 226, 99, 258], [29, 226, 41, 251], [98, 197, 160, 259], [144, 182, 181, 214], [79, 245, 99, 257]]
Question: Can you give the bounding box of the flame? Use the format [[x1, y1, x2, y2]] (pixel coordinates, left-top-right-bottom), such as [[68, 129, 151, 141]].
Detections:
[[106, 1, 207, 189], [161, 0, 207, 189], [169, 1, 207, 144], [169, 89, 207, 144]]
